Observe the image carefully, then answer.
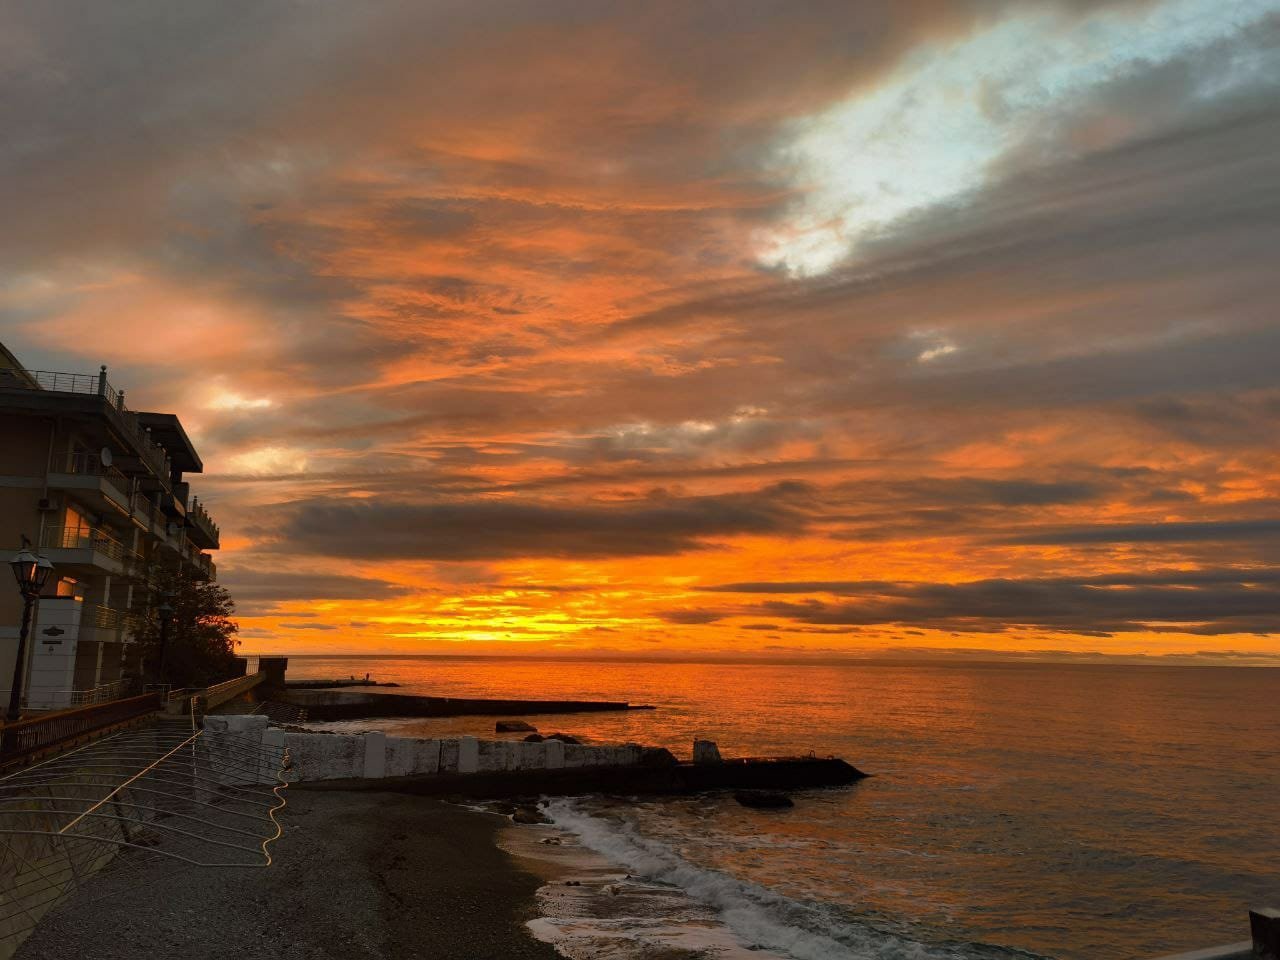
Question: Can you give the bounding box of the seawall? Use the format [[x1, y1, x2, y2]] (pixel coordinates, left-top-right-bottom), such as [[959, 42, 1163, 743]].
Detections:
[[203, 715, 866, 798]]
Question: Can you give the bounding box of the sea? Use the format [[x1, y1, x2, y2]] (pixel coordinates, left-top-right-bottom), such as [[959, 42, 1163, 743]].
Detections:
[[276, 656, 1280, 960]]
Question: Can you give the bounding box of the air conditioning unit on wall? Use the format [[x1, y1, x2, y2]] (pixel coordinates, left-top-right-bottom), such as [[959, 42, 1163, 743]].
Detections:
[[37, 495, 63, 512]]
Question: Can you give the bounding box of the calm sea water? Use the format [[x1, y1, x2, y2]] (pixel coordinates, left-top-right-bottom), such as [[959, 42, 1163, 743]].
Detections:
[[279, 656, 1279, 960]]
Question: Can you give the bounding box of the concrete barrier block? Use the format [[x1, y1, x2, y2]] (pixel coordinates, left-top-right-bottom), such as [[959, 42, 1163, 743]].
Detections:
[[545, 739, 565, 768], [458, 736, 479, 774], [440, 739, 460, 772], [384, 736, 441, 777], [284, 731, 363, 781], [515, 740, 546, 769], [415, 738, 442, 775], [476, 739, 502, 772], [364, 731, 387, 779]]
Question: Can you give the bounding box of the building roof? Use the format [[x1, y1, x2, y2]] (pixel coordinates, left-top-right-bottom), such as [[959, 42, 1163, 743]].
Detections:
[[135, 412, 204, 474]]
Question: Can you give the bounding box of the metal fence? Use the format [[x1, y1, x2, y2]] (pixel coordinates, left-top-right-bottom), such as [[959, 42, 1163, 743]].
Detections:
[[17, 370, 121, 408], [40, 525, 144, 567], [0, 694, 163, 768], [0, 715, 290, 955]]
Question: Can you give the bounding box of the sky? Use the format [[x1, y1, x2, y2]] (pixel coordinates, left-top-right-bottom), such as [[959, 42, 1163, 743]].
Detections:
[[2, 0, 1278, 663]]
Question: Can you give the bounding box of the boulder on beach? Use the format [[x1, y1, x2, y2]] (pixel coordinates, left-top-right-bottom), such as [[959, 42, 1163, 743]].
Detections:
[[496, 720, 537, 732], [734, 789, 794, 809]]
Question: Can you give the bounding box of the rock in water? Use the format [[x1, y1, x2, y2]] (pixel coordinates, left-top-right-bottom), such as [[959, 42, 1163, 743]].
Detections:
[[522, 733, 545, 742], [734, 790, 794, 809], [543, 732, 581, 744], [496, 720, 536, 732], [692, 739, 722, 764], [512, 806, 552, 824]]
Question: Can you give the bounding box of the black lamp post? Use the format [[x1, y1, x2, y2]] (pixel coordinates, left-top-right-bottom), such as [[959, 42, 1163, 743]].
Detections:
[[6, 546, 55, 725], [156, 600, 174, 685]]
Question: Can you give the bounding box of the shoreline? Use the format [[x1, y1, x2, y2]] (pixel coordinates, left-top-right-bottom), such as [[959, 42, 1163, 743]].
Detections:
[[17, 792, 562, 960]]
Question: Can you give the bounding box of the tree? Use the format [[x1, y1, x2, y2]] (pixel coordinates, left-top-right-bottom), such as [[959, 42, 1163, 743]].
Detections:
[[136, 567, 240, 689]]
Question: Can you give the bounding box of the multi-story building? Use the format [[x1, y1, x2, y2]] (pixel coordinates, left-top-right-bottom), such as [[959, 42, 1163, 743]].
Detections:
[[0, 341, 220, 710]]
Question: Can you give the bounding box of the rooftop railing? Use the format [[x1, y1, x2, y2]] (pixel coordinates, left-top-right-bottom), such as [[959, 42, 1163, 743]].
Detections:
[[18, 369, 123, 408], [8, 366, 176, 499]]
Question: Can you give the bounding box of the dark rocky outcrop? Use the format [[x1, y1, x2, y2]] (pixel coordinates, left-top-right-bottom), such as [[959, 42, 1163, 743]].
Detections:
[[496, 720, 536, 732]]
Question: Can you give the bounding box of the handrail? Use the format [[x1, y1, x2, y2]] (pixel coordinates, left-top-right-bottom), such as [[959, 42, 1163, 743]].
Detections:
[[0, 693, 162, 766]]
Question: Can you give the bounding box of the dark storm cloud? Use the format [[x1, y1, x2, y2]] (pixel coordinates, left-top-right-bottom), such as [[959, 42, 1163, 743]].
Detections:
[[216, 570, 412, 602], [697, 570, 1280, 636], [275, 484, 812, 561], [216, 570, 412, 615], [1000, 518, 1280, 545]]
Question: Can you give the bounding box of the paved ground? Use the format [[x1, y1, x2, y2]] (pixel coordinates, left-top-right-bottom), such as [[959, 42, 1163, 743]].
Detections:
[[17, 791, 563, 960]]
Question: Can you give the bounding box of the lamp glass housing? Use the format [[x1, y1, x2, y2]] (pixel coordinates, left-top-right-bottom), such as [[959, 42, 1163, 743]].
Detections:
[[10, 550, 54, 595]]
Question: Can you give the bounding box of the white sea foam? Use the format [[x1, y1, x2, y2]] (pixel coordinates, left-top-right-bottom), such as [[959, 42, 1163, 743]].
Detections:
[[543, 798, 1002, 960]]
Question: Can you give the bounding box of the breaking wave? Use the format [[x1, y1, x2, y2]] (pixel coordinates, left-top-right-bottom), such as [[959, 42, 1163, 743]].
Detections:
[[544, 798, 1043, 960]]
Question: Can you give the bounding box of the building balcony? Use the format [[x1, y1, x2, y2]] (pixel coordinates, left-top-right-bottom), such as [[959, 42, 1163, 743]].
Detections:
[[186, 496, 220, 549], [79, 602, 143, 645], [2, 366, 179, 499], [129, 490, 167, 535], [176, 537, 216, 581], [40, 524, 144, 577], [46, 452, 132, 516]]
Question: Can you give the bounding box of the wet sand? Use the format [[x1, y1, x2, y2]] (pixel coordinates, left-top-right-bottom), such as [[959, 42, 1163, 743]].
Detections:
[[17, 791, 562, 960]]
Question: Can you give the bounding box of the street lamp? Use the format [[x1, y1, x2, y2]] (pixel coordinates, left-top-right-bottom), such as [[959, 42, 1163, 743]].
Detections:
[[6, 547, 55, 724], [156, 600, 174, 686]]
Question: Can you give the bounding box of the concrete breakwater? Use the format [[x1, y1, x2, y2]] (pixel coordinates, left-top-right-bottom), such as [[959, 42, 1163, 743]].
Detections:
[[206, 714, 655, 783], [203, 715, 866, 798], [271, 688, 654, 722]]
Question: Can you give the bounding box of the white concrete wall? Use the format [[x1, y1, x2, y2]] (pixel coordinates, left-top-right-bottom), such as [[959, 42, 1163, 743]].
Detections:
[[26, 598, 82, 710], [201, 718, 646, 784]]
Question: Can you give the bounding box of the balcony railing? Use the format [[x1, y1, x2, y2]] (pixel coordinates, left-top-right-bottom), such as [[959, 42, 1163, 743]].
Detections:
[[81, 602, 143, 635], [41, 525, 144, 567], [187, 495, 220, 546], [130, 490, 168, 533], [62, 450, 132, 493], [9, 366, 176, 500]]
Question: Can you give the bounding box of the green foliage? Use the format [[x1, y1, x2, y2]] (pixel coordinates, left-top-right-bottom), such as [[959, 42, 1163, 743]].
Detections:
[[138, 568, 240, 689]]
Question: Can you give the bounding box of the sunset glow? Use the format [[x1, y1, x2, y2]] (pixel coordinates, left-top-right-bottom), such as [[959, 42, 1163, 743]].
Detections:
[[4, 1, 1278, 662]]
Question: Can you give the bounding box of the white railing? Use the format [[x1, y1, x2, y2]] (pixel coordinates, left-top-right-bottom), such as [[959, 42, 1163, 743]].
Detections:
[[66, 680, 128, 706]]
